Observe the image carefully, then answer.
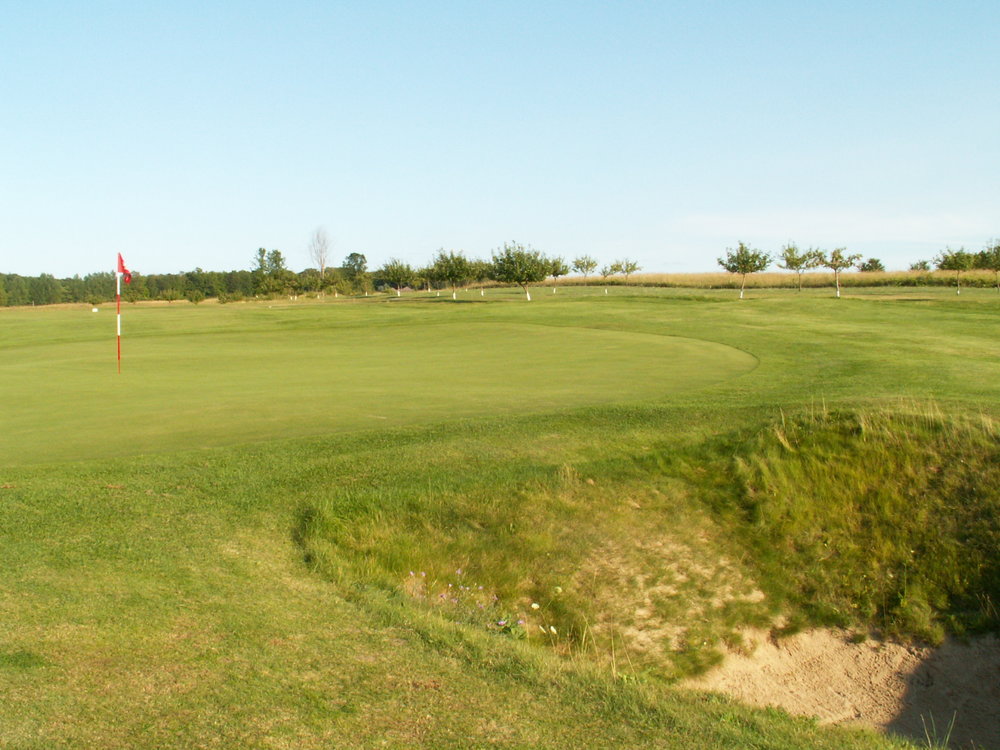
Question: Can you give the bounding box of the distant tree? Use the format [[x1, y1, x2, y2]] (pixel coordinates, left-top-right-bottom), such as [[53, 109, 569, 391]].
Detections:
[[341, 252, 368, 293], [469, 259, 492, 297], [414, 265, 435, 293], [251, 248, 268, 294], [821, 248, 862, 298], [308, 227, 331, 280], [614, 258, 641, 284], [185, 289, 206, 305], [777, 243, 823, 291], [432, 250, 471, 300], [976, 240, 1000, 292], [28, 274, 63, 305], [909, 260, 931, 272], [490, 241, 549, 301], [935, 247, 975, 295], [572, 255, 598, 278], [717, 242, 771, 299], [857, 257, 886, 273], [380, 258, 415, 297], [160, 288, 181, 303], [267, 250, 295, 296], [599, 265, 613, 294], [5, 275, 29, 306], [548, 256, 569, 293], [0, 276, 6, 306]]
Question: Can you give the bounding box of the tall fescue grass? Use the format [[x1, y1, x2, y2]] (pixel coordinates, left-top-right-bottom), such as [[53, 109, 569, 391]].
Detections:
[[670, 404, 1000, 643], [555, 270, 1000, 290]]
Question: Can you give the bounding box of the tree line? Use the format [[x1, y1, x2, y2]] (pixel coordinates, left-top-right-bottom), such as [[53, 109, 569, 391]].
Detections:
[[4, 236, 998, 307], [0, 242, 642, 306], [719, 240, 1000, 298]]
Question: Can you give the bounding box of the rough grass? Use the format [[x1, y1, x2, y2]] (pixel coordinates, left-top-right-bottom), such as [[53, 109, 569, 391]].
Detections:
[[662, 405, 1000, 644]]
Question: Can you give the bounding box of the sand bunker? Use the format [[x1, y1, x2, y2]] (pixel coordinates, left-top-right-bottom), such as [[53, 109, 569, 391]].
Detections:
[[683, 629, 1000, 749]]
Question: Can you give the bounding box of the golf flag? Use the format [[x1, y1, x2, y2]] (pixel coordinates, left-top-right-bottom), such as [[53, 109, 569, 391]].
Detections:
[[117, 253, 132, 284], [115, 254, 132, 373]]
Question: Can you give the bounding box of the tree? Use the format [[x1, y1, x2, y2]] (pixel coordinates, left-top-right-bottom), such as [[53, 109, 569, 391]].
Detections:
[[909, 260, 931, 272], [976, 240, 1000, 292], [717, 242, 771, 299], [821, 248, 862, 298], [599, 265, 613, 294], [28, 274, 63, 305], [265, 250, 295, 296], [342, 253, 368, 293], [777, 243, 823, 291], [490, 242, 549, 301], [572, 255, 598, 278], [432, 250, 471, 300], [548, 256, 569, 293], [469, 259, 492, 297], [380, 258, 414, 297], [857, 257, 886, 273], [308, 227, 331, 280], [935, 247, 975, 295], [614, 258, 641, 284]]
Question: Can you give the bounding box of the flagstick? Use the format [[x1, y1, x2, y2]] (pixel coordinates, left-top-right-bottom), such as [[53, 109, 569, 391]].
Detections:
[[116, 271, 122, 374]]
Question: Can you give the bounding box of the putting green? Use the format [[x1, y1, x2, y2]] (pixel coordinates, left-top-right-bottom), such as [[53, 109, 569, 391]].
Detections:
[[2, 315, 756, 465]]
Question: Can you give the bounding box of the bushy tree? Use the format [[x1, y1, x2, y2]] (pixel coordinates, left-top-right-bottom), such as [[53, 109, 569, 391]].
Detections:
[[252, 248, 295, 296], [976, 240, 1000, 292], [380, 258, 415, 297], [490, 242, 549, 301], [28, 274, 63, 305], [572, 255, 598, 278], [5, 275, 28, 306], [821, 248, 862, 298], [935, 247, 975, 295], [718, 242, 771, 299], [432, 250, 471, 300], [909, 260, 931, 272], [469, 259, 492, 297], [857, 257, 886, 273], [777, 243, 823, 291], [341, 252, 368, 293]]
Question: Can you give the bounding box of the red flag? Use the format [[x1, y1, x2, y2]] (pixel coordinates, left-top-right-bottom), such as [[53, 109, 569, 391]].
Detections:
[[117, 253, 132, 284]]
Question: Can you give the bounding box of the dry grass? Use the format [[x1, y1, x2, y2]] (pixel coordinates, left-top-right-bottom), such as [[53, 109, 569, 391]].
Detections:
[[554, 269, 999, 289]]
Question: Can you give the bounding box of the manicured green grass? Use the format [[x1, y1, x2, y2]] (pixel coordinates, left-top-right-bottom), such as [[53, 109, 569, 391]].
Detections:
[[2, 299, 754, 465], [2, 287, 998, 748]]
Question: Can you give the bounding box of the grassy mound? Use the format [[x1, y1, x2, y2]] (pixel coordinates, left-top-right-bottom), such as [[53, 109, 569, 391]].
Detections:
[[682, 406, 1000, 643]]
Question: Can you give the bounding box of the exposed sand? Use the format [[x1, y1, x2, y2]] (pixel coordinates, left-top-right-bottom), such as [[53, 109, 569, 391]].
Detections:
[[683, 629, 1000, 749]]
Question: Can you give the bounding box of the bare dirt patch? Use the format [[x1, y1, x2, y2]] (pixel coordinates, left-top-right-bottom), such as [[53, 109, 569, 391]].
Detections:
[[683, 628, 1000, 749]]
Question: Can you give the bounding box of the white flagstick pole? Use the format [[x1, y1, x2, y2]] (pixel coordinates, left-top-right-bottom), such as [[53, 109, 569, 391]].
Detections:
[[116, 268, 122, 373]]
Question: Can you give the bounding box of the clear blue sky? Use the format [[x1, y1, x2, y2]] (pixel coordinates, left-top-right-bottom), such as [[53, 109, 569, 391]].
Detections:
[[2, 1, 997, 276]]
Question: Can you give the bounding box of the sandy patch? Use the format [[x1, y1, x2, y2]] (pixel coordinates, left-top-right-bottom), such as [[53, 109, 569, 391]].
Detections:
[[683, 629, 1000, 749]]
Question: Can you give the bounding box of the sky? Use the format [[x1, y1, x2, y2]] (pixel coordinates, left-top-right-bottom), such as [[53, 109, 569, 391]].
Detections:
[[2, 1, 997, 277]]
